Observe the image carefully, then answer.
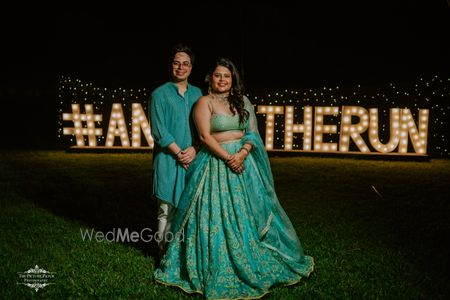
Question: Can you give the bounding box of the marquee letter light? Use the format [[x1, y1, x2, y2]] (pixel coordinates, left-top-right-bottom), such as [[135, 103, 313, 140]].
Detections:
[[62, 103, 102, 146], [61, 101, 431, 155], [399, 108, 429, 154], [339, 106, 370, 152], [368, 108, 400, 153], [131, 103, 154, 147], [106, 103, 130, 147], [257, 105, 284, 150], [313, 106, 339, 151], [284, 106, 313, 151]]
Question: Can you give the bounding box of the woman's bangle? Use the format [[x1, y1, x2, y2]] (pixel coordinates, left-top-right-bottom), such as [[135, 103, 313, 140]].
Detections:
[[239, 147, 250, 155], [175, 149, 182, 157]]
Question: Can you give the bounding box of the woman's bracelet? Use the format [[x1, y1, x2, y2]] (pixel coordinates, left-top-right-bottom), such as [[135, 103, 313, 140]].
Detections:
[[174, 149, 182, 158], [239, 147, 250, 155]]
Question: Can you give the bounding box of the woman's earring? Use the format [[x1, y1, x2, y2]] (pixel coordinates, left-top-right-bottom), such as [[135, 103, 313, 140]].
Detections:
[[208, 86, 212, 94]]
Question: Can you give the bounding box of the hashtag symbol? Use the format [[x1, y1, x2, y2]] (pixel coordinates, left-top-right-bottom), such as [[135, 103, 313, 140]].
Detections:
[[63, 104, 103, 146]]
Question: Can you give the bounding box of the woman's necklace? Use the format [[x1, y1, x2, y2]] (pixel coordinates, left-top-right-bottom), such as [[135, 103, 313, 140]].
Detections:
[[210, 93, 229, 103]]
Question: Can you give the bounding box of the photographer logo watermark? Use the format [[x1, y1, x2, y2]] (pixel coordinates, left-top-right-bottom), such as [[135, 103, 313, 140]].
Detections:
[[17, 265, 56, 292]]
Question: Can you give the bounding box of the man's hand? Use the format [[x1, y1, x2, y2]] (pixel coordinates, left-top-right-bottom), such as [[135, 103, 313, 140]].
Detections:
[[176, 146, 196, 165]]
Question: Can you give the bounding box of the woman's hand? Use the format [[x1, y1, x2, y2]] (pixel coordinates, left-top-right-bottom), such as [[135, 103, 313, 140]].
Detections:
[[227, 151, 246, 174]]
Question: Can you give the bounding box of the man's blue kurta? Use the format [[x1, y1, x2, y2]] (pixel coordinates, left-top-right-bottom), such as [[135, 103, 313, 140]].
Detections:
[[150, 82, 202, 206]]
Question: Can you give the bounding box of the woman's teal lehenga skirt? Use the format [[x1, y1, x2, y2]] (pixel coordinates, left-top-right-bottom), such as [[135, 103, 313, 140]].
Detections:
[[154, 139, 314, 299]]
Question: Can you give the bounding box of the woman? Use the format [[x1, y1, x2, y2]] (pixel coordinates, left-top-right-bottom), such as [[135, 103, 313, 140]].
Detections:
[[154, 58, 314, 299]]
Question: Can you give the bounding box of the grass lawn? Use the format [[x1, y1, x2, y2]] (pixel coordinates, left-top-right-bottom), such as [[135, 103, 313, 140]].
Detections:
[[1, 150, 449, 299]]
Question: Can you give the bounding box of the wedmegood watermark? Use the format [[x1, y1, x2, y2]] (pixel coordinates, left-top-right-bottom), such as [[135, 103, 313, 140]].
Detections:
[[79, 227, 184, 243]]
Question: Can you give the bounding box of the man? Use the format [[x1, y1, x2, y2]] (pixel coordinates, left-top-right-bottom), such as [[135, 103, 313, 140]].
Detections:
[[149, 44, 202, 254]]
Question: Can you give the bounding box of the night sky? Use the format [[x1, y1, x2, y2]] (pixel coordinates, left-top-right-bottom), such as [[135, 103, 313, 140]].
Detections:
[[1, 1, 449, 148]]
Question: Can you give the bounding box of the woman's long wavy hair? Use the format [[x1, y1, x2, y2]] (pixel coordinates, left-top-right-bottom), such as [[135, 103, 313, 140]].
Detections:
[[206, 58, 249, 124]]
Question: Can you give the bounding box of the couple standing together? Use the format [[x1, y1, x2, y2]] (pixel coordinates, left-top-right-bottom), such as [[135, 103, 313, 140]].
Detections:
[[150, 43, 314, 299]]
